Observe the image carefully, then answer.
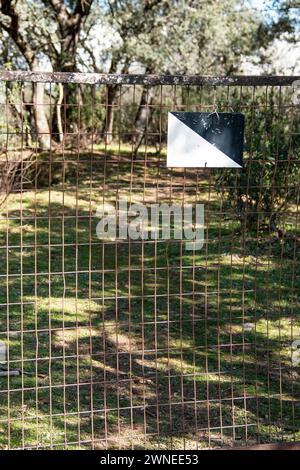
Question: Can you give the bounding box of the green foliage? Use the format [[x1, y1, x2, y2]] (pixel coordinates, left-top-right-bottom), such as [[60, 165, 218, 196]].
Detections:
[[104, 0, 263, 74], [217, 89, 300, 231]]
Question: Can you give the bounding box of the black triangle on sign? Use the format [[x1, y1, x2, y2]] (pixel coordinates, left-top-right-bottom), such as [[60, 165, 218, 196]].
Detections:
[[167, 112, 244, 168]]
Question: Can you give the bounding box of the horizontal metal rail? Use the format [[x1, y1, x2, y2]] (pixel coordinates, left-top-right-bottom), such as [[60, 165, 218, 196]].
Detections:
[[0, 71, 299, 86]]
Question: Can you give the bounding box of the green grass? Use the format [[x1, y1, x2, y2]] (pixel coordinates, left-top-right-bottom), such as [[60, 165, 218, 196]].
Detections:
[[0, 147, 299, 449]]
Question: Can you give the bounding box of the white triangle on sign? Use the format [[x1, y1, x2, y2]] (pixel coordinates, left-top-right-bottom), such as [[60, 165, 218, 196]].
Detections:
[[167, 112, 242, 168]]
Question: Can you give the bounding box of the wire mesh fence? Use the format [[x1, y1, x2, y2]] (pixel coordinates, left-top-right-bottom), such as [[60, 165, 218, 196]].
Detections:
[[0, 72, 299, 450]]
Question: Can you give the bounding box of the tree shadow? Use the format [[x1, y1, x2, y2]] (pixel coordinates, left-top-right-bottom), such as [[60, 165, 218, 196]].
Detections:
[[0, 150, 299, 449]]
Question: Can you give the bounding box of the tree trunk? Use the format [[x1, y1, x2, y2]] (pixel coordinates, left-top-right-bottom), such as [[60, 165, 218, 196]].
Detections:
[[133, 86, 156, 156], [33, 82, 51, 150], [56, 83, 64, 143], [0, 3, 52, 150], [101, 85, 118, 145], [32, 61, 51, 150], [100, 53, 129, 145]]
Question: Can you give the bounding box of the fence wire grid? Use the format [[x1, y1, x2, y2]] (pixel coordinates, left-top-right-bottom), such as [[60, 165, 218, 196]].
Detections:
[[0, 72, 299, 450]]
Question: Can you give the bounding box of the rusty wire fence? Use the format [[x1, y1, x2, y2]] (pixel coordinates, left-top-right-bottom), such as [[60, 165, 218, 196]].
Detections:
[[0, 72, 299, 450]]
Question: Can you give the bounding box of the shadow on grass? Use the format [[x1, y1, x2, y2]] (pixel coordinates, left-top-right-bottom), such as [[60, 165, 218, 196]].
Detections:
[[0, 151, 299, 449]]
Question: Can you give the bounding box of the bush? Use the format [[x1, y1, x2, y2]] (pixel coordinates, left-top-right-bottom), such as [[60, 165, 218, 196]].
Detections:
[[217, 91, 299, 233]]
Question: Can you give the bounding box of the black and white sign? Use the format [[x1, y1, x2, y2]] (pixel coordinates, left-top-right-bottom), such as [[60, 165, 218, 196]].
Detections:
[[167, 112, 244, 168]]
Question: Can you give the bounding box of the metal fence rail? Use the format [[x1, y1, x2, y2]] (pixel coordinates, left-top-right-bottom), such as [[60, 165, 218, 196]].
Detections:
[[0, 72, 299, 450], [0, 71, 299, 85]]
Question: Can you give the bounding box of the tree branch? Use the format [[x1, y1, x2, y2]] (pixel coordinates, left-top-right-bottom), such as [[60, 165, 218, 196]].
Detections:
[[0, 0, 35, 66]]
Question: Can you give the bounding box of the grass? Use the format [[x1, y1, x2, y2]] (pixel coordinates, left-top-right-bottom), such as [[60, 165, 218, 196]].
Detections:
[[0, 146, 299, 449]]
